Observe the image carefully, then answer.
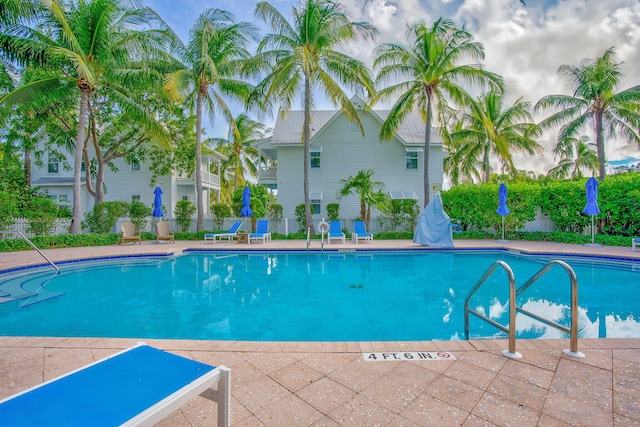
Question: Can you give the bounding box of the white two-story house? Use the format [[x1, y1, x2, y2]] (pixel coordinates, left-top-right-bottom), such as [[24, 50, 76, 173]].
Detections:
[[254, 96, 444, 226], [30, 146, 226, 229]]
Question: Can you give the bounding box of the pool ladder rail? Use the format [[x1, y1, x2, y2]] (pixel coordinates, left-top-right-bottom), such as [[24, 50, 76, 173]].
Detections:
[[464, 259, 584, 359], [0, 230, 60, 273]]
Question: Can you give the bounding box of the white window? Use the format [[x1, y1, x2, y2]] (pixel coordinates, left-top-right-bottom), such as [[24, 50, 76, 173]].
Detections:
[[406, 151, 419, 170], [309, 191, 323, 214], [132, 162, 140, 171], [48, 153, 60, 174], [310, 147, 322, 168]]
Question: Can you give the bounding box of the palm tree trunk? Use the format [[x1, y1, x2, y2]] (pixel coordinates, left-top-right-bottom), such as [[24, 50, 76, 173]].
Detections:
[[70, 89, 89, 234], [303, 75, 314, 235], [595, 109, 606, 181], [423, 88, 433, 207], [195, 91, 204, 231], [483, 148, 491, 183]]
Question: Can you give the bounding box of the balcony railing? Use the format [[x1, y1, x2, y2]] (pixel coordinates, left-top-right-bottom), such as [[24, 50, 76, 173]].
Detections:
[[258, 166, 277, 182], [177, 170, 220, 187]]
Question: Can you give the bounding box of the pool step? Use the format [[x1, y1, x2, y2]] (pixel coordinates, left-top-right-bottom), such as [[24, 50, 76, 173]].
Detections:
[[0, 272, 63, 307]]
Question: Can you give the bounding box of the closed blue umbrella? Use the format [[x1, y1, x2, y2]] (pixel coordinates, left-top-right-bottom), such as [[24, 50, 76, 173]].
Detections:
[[583, 177, 601, 246], [152, 186, 163, 218], [240, 185, 253, 217], [496, 183, 509, 242]]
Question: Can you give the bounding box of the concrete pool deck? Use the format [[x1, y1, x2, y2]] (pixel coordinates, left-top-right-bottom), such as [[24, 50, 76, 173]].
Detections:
[[1, 239, 639, 426]]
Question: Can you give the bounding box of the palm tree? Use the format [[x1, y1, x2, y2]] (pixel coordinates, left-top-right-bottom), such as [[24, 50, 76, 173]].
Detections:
[[164, 9, 257, 232], [373, 18, 503, 206], [535, 47, 640, 181], [337, 169, 387, 228], [455, 91, 542, 182], [251, 0, 377, 235], [213, 113, 265, 191], [1, 0, 173, 233], [547, 135, 599, 180], [441, 118, 482, 185]]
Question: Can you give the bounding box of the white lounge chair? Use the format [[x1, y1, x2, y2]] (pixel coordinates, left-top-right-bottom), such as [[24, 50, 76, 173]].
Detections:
[[633, 238, 640, 252], [249, 219, 271, 244], [204, 221, 243, 244], [0, 343, 231, 426], [327, 221, 345, 244], [352, 221, 373, 244]]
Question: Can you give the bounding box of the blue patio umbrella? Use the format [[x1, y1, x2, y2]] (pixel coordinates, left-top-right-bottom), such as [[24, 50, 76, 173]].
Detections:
[[583, 177, 601, 246], [240, 185, 253, 217], [496, 183, 510, 242], [152, 185, 163, 218]]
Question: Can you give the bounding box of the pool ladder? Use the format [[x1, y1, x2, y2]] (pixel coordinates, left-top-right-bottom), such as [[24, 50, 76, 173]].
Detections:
[[464, 259, 584, 359], [0, 230, 60, 273]]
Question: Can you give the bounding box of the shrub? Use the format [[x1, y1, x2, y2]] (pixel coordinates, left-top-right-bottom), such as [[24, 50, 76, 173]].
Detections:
[[268, 204, 283, 232], [0, 190, 16, 230], [175, 200, 196, 232], [23, 197, 59, 236], [210, 202, 231, 230], [129, 200, 151, 233], [82, 201, 128, 234], [295, 203, 306, 232], [326, 203, 340, 221], [380, 199, 419, 232]]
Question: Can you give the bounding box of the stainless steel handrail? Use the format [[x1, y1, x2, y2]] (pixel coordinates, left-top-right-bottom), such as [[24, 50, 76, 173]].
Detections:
[[465, 259, 584, 359], [0, 230, 60, 273], [515, 259, 583, 357], [464, 260, 521, 358], [306, 227, 310, 252]]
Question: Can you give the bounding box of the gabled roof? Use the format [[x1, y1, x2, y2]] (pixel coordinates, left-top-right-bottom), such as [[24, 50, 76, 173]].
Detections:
[[269, 105, 441, 147]]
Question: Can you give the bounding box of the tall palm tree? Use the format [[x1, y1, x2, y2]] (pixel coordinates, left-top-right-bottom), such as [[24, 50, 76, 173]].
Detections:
[[373, 18, 503, 206], [164, 9, 257, 231], [547, 135, 599, 180], [213, 113, 265, 191], [337, 169, 386, 228], [535, 47, 640, 181], [455, 91, 542, 182], [1, 0, 173, 233], [251, 0, 377, 235]]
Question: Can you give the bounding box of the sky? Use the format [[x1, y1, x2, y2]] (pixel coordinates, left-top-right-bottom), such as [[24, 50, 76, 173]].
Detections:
[[144, 0, 640, 175]]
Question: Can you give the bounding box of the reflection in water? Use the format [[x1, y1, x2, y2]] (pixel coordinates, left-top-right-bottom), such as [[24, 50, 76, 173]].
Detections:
[[473, 296, 640, 339]]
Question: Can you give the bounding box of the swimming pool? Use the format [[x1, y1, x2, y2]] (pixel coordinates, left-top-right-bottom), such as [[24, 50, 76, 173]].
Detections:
[[1, 250, 638, 341]]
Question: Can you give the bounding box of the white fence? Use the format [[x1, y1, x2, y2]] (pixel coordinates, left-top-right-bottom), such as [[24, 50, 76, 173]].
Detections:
[[6, 209, 557, 238]]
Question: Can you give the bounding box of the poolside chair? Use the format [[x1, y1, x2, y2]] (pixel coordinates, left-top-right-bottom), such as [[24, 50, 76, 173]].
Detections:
[[204, 221, 243, 244], [0, 343, 231, 427], [327, 221, 345, 244], [352, 221, 373, 244], [633, 238, 640, 252], [451, 219, 462, 234], [156, 220, 175, 243], [249, 219, 271, 244], [120, 221, 141, 245]]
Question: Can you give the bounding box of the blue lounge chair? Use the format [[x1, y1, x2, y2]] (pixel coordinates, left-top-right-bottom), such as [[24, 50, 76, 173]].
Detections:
[[0, 343, 231, 426], [633, 238, 640, 252], [352, 221, 373, 244], [204, 221, 243, 244], [249, 219, 271, 244], [327, 221, 345, 244]]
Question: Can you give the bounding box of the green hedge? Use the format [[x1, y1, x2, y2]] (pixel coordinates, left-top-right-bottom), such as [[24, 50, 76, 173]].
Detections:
[[442, 173, 640, 237]]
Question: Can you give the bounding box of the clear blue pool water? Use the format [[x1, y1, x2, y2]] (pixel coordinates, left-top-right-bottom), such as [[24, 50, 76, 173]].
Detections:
[[0, 250, 638, 341]]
